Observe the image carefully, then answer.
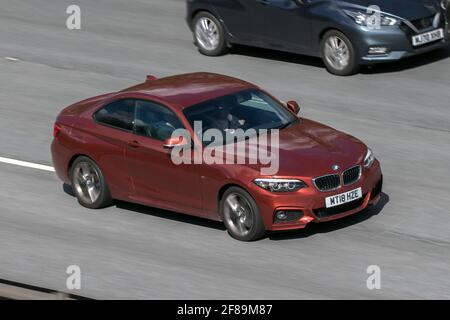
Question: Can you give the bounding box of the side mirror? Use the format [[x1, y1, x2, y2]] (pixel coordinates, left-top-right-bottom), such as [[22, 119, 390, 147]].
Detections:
[[286, 100, 300, 115], [163, 136, 189, 149]]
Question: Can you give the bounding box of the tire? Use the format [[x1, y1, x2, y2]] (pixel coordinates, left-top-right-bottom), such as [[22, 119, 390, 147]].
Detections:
[[70, 156, 113, 209], [220, 187, 266, 241], [192, 11, 228, 56], [320, 30, 360, 76]]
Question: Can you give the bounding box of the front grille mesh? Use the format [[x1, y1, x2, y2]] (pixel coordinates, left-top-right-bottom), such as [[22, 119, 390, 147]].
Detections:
[[398, 12, 446, 49], [313, 174, 340, 192], [313, 165, 362, 192], [410, 15, 435, 30], [343, 166, 361, 186]]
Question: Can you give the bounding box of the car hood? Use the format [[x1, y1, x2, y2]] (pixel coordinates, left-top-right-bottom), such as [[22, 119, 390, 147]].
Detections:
[[243, 118, 368, 178], [337, 0, 441, 21]]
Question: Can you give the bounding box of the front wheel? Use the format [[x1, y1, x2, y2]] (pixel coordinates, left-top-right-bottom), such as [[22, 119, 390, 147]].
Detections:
[[221, 187, 266, 241], [193, 12, 228, 56], [70, 156, 113, 209], [320, 30, 360, 76]]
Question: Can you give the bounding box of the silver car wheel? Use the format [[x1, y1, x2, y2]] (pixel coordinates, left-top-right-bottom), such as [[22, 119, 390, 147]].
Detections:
[[324, 36, 350, 71], [223, 193, 254, 237], [195, 17, 220, 51], [73, 161, 101, 204]]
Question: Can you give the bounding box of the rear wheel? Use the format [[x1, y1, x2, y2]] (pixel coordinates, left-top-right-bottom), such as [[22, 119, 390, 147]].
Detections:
[[221, 187, 266, 241], [321, 30, 360, 76], [70, 156, 113, 209], [193, 11, 228, 56]]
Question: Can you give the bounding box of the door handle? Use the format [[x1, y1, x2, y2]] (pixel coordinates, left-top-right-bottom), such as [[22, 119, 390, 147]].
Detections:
[[127, 140, 140, 148]]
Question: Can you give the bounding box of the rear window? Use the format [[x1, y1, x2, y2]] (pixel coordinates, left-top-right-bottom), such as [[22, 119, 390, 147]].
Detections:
[[94, 99, 135, 131]]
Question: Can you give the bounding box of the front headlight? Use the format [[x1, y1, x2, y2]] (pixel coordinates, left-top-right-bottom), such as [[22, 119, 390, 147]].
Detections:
[[363, 148, 375, 168], [344, 9, 400, 27], [253, 178, 307, 192]]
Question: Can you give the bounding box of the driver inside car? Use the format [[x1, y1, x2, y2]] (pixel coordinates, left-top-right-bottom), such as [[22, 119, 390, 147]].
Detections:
[[206, 96, 245, 132]]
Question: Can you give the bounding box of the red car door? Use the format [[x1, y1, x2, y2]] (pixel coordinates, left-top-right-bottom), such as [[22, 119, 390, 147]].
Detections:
[[87, 99, 137, 198], [125, 99, 204, 216]]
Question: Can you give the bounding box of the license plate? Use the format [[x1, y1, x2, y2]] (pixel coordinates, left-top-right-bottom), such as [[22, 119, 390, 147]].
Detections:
[[412, 28, 444, 46], [325, 187, 362, 208]]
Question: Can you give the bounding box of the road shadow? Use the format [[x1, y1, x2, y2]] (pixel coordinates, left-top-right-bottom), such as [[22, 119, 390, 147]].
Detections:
[[63, 183, 389, 237], [63, 183, 224, 230], [115, 201, 226, 231], [269, 192, 390, 241], [63, 183, 75, 196], [229, 44, 324, 69], [229, 44, 450, 74], [62, 183, 225, 230]]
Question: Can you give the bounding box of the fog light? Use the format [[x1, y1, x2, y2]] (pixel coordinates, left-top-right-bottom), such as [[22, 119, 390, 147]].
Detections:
[[276, 211, 288, 220], [274, 210, 304, 223], [368, 46, 389, 55]]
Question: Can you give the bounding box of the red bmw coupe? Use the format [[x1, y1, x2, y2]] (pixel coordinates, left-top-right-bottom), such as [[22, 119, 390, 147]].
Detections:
[[51, 73, 382, 241]]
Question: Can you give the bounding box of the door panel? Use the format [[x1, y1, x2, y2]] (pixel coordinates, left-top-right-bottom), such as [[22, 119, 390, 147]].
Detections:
[[85, 99, 137, 199], [125, 136, 202, 213], [82, 123, 135, 199], [210, 0, 264, 43], [125, 100, 203, 214], [253, 0, 312, 52]]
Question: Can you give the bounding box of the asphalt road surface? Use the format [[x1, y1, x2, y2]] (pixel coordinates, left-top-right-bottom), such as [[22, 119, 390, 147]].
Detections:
[[1, 0, 450, 299]]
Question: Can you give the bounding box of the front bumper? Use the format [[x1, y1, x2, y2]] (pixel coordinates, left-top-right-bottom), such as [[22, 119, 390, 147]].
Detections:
[[250, 160, 383, 231], [351, 18, 450, 64]]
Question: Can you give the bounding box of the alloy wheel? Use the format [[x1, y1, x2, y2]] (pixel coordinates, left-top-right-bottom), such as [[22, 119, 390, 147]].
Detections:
[[195, 17, 220, 51], [73, 161, 102, 204], [223, 193, 254, 237], [324, 36, 350, 71]]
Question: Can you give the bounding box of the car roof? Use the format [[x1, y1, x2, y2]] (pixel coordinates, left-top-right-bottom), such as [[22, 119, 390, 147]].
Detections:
[[121, 72, 256, 110]]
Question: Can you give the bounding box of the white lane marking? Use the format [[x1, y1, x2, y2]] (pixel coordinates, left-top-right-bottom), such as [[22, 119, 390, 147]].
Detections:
[[4, 57, 20, 62], [0, 157, 55, 172]]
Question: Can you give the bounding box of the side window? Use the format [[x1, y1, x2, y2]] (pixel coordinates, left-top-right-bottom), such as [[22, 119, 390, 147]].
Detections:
[[94, 99, 135, 131], [134, 100, 184, 141]]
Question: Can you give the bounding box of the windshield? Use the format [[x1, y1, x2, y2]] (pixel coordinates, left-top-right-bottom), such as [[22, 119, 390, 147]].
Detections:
[[183, 89, 298, 141]]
